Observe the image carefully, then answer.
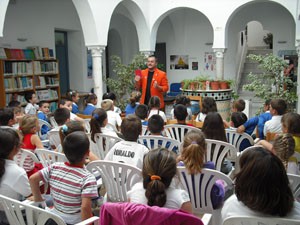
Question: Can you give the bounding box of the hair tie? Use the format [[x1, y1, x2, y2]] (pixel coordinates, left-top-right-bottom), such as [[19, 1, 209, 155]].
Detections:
[[93, 114, 99, 120], [150, 175, 161, 181], [191, 141, 197, 144], [62, 125, 68, 133]]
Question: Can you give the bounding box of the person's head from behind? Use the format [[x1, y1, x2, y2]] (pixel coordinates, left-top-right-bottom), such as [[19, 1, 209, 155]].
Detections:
[[270, 99, 287, 116], [174, 104, 188, 122], [263, 99, 271, 112], [11, 106, 23, 123], [232, 99, 245, 112], [63, 131, 89, 164], [231, 112, 247, 128], [85, 93, 98, 106], [59, 121, 85, 145], [148, 114, 164, 135], [102, 92, 117, 105], [281, 112, 300, 134], [90, 108, 108, 142], [0, 108, 15, 126], [148, 96, 160, 109], [24, 91, 37, 104], [201, 97, 217, 114], [54, 108, 70, 126], [59, 99, 73, 112], [8, 100, 21, 108], [202, 112, 227, 142], [101, 99, 114, 112], [272, 133, 295, 170], [174, 95, 190, 106], [181, 130, 206, 174], [147, 55, 158, 71], [142, 148, 177, 207], [129, 91, 141, 107], [66, 90, 79, 103], [19, 115, 39, 135], [235, 146, 293, 217], [0, 128, 21, 178], [38, 101, 50, 114], [135, 104, 148, 120], [121, 115, 141, 141]]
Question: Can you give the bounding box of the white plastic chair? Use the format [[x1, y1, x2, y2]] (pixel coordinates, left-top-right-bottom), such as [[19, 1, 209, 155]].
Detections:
[[84, 118, 91, 133], [106, 123, 118, 133], [38, 119, 52, 138], [14, 148, 40, 168], [49, 116, 58, 127], [178, 167, 234, 225], [0, 194, 99, 225], [138, 135, 180, 154], [287, 173, 300, 199], [92, 133, 122, 159], [223, 215, 300, 225], [48, 129, 61, 149], [225, 129, 254, 151], [205, 139, 238, 172], [141, 125, 150, 136], [86, 160, 142, 202], [35, 148, 68, 167], [164, 124, 200, 142]]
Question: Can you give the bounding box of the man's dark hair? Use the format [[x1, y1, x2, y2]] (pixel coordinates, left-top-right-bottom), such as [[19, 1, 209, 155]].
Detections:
[[270, 99, 287, 115], [135, 104, 148, 120], [121, 115, 142, 141], [8, 100, 21, 108], [54, 108, 70, 126], [63, 131, 89, 164], [148, 115, 164, 134], [38, 101, 48, 108], [174, 104, 188, 121], [0, 108, 14, 126], [24, 91, 35, 103]]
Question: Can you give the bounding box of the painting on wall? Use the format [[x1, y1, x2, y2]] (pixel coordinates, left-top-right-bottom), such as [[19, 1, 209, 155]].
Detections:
[[204, 52, 215, 71], [87, 49, 93, 79], [192, 62, 198, 70], [170, 55, 189, 70]]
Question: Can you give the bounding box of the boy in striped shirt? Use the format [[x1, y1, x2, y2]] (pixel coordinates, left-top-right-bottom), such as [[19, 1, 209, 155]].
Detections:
[[30, 131, 98, 224]]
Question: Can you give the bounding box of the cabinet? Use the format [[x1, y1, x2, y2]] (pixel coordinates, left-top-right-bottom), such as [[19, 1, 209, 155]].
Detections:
[[0, 59, 60, 111]]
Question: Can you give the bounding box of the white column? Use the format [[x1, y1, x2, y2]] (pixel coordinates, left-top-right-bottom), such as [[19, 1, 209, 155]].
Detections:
[[296, 41, 300, 113], [88, 45, 105, 107], [213, 48, 226, 80], [140, 50, 154, 57]]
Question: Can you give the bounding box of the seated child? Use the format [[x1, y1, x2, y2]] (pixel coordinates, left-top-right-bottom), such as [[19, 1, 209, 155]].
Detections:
[[37, 101, 51, 136], [103, 92, 122, 114], [125, 91, 141, 116], [174, 104, 193, 126], [105, 115, 149, 169], [224, 98, 246, 128], [147, 96, 167, 123], [24, 91, 39, 115], [66, 89, 80, 114], [30, 131, 98, 224], [83, 93, 97, 115], [281, 112, 300, 154], [59, 99, 83, 122], [195, 97, 217, 122], [135, 104, 148, 125], [170, 95, 192, 120], [0, 108, 16, 128], [101, 99, 122, 131]]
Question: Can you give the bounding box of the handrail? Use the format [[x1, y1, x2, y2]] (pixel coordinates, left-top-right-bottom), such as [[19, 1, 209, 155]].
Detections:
[[235, 31, 248, 93]]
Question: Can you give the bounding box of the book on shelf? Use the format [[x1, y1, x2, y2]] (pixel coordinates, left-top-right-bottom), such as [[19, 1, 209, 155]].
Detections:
[[3, 62, 33, 75], [0, 48, 7, 59], [23, 49, 35, 60], [27, 46, 41, 59], [36, 89, 58, 101], [4, 77, 33, 90]]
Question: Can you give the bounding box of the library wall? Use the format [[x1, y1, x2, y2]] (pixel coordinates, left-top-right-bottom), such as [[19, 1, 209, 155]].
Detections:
[[0, 0, 91, 93]]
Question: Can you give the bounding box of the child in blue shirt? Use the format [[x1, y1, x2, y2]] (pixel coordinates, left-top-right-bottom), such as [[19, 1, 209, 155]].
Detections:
[[83, 93, 97, 115], [37, 101, 51, 135]]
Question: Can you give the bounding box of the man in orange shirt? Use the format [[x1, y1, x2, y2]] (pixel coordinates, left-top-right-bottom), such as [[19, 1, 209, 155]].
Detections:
[[135, 55, 169, 109]]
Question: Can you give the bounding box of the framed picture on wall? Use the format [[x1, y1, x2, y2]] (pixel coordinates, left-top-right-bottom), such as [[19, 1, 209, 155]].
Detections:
[[170, 55, 189, 70]]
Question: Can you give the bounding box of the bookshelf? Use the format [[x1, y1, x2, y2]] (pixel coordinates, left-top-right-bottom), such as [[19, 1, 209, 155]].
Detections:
[[0, 59, 60, 111]]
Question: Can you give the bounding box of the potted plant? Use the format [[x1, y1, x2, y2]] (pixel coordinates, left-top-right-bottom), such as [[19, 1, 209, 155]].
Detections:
[[219, 79, 230, 89], [263, 33, 273, 49], [195, 75, 210, 90], [210, 80, 220, 90]]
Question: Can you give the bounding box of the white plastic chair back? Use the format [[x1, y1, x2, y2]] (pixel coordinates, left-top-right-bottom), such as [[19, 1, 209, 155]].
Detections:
[[106, 123, 118, 133], [225, 129, 254, 150], [49, 116, 58, 127], [141, 125, 150, 136], [84, 118, 91, 133], [164, 124, 200, 142], [177, 167, 234, 215], [35, 148, 68, 167], [287, 173, 300, 198], [86, 160, 142, 202], [14, 148, 40, 168], [38, 119, 52, 138], [48, 129, 61, 149], [93, 133, 122, 159], [223, 216, 300, 225], [205, 139, 238, 171], [138, 135, 180, 154], [0, 194, 99, 225]]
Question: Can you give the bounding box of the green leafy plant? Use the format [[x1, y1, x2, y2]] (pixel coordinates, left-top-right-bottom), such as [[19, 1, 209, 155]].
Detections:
[[243, 54, 297, 111], [105, 53, 147, 111]]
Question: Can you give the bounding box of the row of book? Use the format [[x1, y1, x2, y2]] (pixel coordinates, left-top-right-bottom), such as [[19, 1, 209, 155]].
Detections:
[[0, 47, 54, 60], [34, 76, 59, 88], [34, 61, 58, 74], [3, 62, 33, 75], [4, 77, 33, 91], [36, 89, 58, 101]]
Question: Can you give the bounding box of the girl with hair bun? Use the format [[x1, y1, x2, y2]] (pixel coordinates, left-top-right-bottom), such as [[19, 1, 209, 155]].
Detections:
[[177, 130, 225, 209], [127, 148, 192, 213]]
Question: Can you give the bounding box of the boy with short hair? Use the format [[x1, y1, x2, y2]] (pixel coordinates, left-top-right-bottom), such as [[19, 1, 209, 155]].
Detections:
[[174, 104, 193, 126], [264, 99, 287, 136], [232, 99, 246, 112], [135, 104, 148, 125], [30, 131, 98, 224], [148, 114, 164, 135], [0, 108, 16, 128], [24, 91, 39, 115], [37, 101, 51, 135], [105, 115, 149, 169]]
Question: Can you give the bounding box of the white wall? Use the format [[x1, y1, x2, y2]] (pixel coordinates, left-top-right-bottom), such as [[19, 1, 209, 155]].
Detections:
[[247, 21, 269, 48], [0, 0, 89, 93]]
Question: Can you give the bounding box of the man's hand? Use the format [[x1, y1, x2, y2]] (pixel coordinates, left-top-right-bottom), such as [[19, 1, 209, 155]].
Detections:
[[154, 81, 161, 91], [135, 75, 141, 82]]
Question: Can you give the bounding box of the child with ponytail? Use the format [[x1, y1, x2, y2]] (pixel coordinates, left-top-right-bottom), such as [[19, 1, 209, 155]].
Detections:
[[177, 130, 225, 209], [0, 128, 31, 224], [127, 148, 192, 213]]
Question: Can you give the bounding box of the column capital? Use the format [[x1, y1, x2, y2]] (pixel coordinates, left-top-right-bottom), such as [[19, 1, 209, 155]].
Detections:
[[87, 45, 106, 57], [296, 40, 300, 57], [213, 48, 226, 58], [140, 50, 155, 57]]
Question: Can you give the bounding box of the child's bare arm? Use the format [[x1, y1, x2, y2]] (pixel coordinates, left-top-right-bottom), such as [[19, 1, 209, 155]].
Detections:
[[29, 172, 44, 202], [31, 134, 44, 149], [81, 197, 93, 221]]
